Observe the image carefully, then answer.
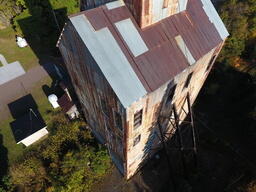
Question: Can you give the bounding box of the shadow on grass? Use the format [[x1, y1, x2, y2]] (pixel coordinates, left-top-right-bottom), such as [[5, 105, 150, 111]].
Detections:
[[14, 0, 68, 82], [0, 134, 8, 185]]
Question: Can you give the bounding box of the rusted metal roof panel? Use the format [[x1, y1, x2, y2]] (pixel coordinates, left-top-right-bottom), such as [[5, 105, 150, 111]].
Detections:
[[70, 14, 147, 108], [66, 0, 226, 105]]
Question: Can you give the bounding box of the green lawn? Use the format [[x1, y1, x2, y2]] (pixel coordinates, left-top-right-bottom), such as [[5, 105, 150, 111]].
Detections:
[[0, 27, 39, 71], [0, 76, 55, 163]]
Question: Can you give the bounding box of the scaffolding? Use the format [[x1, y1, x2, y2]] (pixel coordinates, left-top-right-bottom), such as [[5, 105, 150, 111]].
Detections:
[[157, 92, 198, 189]]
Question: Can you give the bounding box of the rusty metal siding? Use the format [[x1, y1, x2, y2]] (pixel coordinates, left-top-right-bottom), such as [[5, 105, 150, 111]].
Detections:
[[58, 0, 228, 179], [59, 21, 126, 173], [124, 0, 188, 28], [125, 44, 221, 178]]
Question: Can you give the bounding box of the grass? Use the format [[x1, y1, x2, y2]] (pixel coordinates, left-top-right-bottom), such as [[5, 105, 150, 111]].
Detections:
[[0, 76, 55, 163], [0, 27, 39, 71]]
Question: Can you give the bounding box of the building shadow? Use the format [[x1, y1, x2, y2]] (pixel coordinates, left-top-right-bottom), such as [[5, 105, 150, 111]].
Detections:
[[131, 65, 256, 192], [0, 134, 8, 185], [8, 94, 46, 144], [80, 0, 115, 10], [15, 0, 69, 81]]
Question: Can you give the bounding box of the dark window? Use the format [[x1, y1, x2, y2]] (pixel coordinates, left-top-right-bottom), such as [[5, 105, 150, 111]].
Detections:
[[134, 109, 143, 129], [115, 112, 123, 131], [166, 85, 177, 104], [101, 99, 109, 116], [206, 55, 216, 71], [183, 72, 193, 90], [133, 134, 141, 146]]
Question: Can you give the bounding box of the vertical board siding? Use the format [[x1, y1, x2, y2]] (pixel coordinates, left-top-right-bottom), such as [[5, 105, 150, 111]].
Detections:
[[125, 44, 220, 178], [59, 21, 126, 173]]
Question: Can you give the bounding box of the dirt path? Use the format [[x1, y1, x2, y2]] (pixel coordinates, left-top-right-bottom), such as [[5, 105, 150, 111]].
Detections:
[[0, 64, 55, 121]]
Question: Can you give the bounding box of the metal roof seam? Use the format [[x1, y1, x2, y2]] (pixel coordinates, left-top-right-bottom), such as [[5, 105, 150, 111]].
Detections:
[[101, 5, 153, 92]]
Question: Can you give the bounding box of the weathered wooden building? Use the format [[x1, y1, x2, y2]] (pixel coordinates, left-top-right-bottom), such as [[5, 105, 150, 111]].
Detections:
[[57, 0, 228, 179]]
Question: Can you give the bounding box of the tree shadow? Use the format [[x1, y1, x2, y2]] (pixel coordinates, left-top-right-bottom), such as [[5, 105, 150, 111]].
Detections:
[[0, 134, 8, 185], [15, 0, 68, 81]]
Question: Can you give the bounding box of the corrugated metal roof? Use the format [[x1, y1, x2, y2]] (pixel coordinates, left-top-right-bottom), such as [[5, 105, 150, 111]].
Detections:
[[106, 0, 125, 10], [70, 14, 147, 108], [66, 0, 228, 108], [115, 18, 149, 57], [200, 0, 229, 40]]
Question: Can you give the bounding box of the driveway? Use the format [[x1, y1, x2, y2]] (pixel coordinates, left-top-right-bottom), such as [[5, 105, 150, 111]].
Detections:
[[0, 63, 56, 121], [0, 54, 26, 85]]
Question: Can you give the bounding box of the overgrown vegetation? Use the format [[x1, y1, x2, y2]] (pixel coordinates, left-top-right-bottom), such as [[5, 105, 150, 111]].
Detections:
[[0, 112, 111, 192], [216, 0, 256, 131], [0, 0, 20, 29], [192, 0, 256, 190], [217, 0, 256, 76]]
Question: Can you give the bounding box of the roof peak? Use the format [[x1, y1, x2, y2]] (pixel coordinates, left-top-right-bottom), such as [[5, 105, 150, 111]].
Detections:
[[80, 0, 189, 28]]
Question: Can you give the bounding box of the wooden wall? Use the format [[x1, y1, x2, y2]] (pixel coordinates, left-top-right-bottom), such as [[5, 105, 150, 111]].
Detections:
[[58, 19, 225, 179], [125, 43, 223, 178], [58, 21, 126, 173]]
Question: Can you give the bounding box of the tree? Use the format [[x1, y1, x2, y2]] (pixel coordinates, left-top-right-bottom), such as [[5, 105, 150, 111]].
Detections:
[[10, 157, 49, 191], [0, 0, 21, 29]]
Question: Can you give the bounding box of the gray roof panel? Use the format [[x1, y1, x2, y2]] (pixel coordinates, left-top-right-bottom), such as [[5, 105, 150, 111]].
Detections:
[[70, 15, 147, 108]]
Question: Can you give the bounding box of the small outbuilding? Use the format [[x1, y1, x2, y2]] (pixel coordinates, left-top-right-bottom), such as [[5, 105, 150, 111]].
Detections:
[[58, 93, 79, 119], [10, 109, 48, 147]]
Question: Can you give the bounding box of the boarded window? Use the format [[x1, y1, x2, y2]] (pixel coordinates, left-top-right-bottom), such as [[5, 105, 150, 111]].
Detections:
[[134, 109, 143, 129], [206, 55, 216, 71], [133, 134, 141, 146], [166, 85, 176, 104], [115, 112, 123, 131], [183, 72, 193, 90]]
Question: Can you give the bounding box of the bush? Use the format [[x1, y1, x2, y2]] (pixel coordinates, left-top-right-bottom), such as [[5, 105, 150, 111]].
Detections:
[[10, 157, 48, 191], [8, 112, 111, 192]]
